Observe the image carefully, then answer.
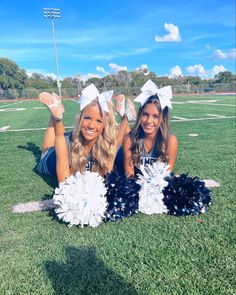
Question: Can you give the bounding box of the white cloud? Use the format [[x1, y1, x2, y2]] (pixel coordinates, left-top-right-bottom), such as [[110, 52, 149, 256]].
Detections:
[[169, 65, 182, 78], [96, 66, 107, 75], [155, 23, 181, 42], [45, 73, 58, 80], [209, 65, 226, 77], [212, 49, 227, 59], [136, 64, 148, 71], [186, 64, 207, 78], [212, 48, 236, 60], [26, 69, 58, 80], [108, 63, 127, 73], [185, 64, 227, 78], [26, 72, 33, 78], [79, 63, 127, 82], [136, 64, 150, 76], [228, 48, 236, 59], [80, 73, 101, 82]]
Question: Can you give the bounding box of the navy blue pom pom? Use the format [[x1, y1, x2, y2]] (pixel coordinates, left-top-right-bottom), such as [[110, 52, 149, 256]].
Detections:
[[104, 172, 140, 221], [163, 174, 212, 216]]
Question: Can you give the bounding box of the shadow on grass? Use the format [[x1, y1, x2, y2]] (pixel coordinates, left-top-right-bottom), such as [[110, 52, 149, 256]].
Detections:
[[44, 245, 140, 295], [17, 142, 57, 188]]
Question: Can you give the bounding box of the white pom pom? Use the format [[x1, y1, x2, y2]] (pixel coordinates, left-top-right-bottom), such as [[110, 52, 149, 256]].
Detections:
[[137, 161, 170, 215], [53, 171, 107, 227]]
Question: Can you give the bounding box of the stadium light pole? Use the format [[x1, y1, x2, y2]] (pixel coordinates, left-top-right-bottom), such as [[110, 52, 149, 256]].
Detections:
[[43, 8, 62, 97]]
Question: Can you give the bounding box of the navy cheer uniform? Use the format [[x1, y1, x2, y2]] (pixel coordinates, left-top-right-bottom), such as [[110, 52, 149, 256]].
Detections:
[[37, 132, 94, 177]]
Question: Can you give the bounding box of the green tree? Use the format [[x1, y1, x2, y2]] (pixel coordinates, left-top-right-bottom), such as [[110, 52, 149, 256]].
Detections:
[[182, 76, 202, 85], [214, 71, 235, 83], [0, 58, 28, 90], [27, 73, 57, 89], [61, 77, 80, 97]]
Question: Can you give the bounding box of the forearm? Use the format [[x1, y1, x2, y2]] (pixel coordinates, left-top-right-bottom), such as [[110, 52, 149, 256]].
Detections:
[[116, 115, 130, 146], [54, 120, 70, 182], [167, 134, 178, 171], [123, 135, 135, 177]]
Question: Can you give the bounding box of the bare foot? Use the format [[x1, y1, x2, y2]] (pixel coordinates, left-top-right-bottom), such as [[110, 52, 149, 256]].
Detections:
[[125, 98, 137, 121], [39, 92, 64, 120], [114, 94, 125, 117]]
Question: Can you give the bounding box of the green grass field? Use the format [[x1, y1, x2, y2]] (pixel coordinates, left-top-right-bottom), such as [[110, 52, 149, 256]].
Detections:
[[0, 95, 235, 295]]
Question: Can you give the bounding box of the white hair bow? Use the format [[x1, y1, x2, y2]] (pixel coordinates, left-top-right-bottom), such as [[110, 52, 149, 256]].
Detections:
[[134, 79, 172, 109], [79, 83, 113, 113]]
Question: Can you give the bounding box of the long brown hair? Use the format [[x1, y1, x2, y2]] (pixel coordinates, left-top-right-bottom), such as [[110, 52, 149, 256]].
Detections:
[[70, 100, 117, 176], [130, 95, 171, 166]]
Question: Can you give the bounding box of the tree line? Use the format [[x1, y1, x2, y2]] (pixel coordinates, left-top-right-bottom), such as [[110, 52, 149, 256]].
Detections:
[[0, 57, 235, 99]]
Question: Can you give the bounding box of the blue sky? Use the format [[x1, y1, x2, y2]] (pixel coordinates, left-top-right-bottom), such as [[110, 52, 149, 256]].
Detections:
[[0, 0, 235, 81]]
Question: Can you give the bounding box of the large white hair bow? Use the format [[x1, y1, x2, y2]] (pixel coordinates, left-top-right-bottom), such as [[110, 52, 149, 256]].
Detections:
[[134, 79, 172, 109], [79, 83, 113, 113]]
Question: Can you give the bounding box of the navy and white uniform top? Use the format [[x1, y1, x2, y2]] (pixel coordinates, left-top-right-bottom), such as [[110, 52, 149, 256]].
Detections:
[[139, 139, 160, 166], [38, 131, 94, 177], [65, 132, 94, 172]]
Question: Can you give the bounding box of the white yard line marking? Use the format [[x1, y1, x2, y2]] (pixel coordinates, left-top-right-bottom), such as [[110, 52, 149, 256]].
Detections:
[[0, 100, 26, 109], [203, 179, 220, 188], [172, 100, 218, 104], [172, 116, 188, 120], [207, 114, 226, 118], [0, 126, 74, 132], [12, 199, 56, 213], [0, 125, 10, 132], [187, 100, 218, 103], [0, 107, 26, 112], [200, 103, 235, 107], [172, 101, 235, 107], [34, 107, 46, 110], [12, 178, 220, 214], [170, 115, 236, 122], [188, 134, 199, 137], [0, 115, 235, 133]]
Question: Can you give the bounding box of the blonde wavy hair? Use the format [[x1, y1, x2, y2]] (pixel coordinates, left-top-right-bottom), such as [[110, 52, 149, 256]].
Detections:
[[130, 95, 171, 166], [70, 100, 117, 176]]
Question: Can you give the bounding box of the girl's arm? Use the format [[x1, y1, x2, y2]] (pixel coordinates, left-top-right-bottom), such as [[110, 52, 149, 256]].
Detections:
[[123, 134, 135, 177], [167, 134, 178, 171], [54, 120, 71, 183], [116, 115, 130, 146]]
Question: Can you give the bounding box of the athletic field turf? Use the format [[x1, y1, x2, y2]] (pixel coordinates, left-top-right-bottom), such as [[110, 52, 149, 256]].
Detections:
[[0, 94, 235, 294]]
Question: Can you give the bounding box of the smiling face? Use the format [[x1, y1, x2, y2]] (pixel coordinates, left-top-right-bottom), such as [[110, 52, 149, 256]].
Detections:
[[80, 104, 105, 144], [140, 102, 162, 137]]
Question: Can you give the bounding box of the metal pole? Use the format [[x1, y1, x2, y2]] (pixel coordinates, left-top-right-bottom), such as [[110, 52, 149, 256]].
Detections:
[[77, 75, 81, 97], [43, 8, 61, 97], [51, 18, 61, 97]]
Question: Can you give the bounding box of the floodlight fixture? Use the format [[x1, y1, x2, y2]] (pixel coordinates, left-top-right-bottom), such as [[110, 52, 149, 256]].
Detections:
[[43, 8, 61, 19], [43, 8, 62, 97]]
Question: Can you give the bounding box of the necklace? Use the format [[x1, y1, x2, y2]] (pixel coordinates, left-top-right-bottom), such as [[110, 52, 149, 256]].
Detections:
[[143, 139, 154, 153]]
